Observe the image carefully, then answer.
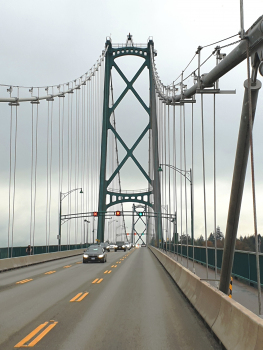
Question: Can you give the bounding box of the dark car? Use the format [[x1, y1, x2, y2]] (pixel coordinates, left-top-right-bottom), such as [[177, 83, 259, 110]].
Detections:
[[115, 241, 126, 252], [83, 246, 107, 263], [100, 242, 110, 252]]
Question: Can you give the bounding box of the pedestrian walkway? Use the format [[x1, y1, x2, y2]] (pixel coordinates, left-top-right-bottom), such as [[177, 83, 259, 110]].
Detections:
[[161, 249, 263, 317]]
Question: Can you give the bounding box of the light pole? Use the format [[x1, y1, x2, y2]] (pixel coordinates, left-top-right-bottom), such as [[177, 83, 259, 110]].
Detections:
[[84, 220, 90, 245], [102, 217, 113, 242], [108, 219, 118, 242], [161, 204, 168, 252], [59, 188, 83, 251], [158, 164, 193, 245], [116, 225, 125, 241]]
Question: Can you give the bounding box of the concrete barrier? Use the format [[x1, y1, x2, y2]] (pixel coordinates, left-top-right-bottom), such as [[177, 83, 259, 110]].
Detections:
[[149, 246, 263, 350], [0, 249, 85, 272]]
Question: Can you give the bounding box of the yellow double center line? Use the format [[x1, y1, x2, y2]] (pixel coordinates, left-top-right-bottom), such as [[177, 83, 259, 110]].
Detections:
[[92, 278, 103, 284], [16, 279, 33, 284], [44, 271, 56, 275], [63, 265, 72, 268], [104, 270, 112, 274], [14, 320, 58, 348], [70, 292, 89, 302]]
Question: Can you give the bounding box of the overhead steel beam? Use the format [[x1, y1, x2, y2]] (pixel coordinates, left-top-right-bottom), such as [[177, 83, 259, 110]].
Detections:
[[157, 15, 263, 103]]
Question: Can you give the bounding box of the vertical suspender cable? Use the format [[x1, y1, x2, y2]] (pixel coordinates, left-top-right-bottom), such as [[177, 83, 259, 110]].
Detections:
[[201, 94, 209, 278], [67, 92, 70, 248], [11, 101, 19, 257], [173, 105, 178, 260], [168, 105, 171, 253], [32, 95, 39, 254], [69, 92, 73, 246], [61, 89, 65, 192], [214, 94, 217, 279], [192, 102, 195, 272], [183, 104, 189, 268], [46, 101, 50, 251], [75, 89, 78, 243], [30, 103, 34, 248], [164, 103, 167, 251], [48, 98, 53, 249], [8, 105, 13, 258], [246, 40, 262, 315], [180, 105, 183, 261]]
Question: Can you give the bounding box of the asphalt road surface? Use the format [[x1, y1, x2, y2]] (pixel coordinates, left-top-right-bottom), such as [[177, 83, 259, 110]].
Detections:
[[0, 247, 221, 349]]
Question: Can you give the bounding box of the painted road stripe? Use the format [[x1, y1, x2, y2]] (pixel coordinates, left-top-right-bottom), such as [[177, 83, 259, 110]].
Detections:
[[16, 279, 33, 284], [14, 321, 57, 348], [97, 278, 103, 284], [104, 270, 108, 274], [107, 270, 112, 274], [70, 292, 89, 302], [76, 292, 89, 301], [76, 261, 82, 264], [44, 271, 56, 275], [92, 278, 99, 284], [63, 265, 72, 268], [70, 293, 82, 302]]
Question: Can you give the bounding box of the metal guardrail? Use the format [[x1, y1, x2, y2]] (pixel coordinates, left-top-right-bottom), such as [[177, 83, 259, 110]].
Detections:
[[0, 243, 89, 260], [160, 243, 263, 287]]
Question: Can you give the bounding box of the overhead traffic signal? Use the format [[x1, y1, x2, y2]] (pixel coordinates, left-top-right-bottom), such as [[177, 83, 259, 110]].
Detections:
[[138, 212, 144, 217], [93, 212, 98, 217], [115, 211, 122, 216]]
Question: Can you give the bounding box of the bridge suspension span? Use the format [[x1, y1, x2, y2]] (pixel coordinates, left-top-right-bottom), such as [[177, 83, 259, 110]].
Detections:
[[0, 16, 263, 309]]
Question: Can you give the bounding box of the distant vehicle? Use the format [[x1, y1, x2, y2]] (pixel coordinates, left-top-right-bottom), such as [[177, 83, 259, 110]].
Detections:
[[124, 241, 131, 250], [115, 241, 127, 252], [141, 243, 146, 247], [83, 246, 107, 263], [109, 242, 117, 250], [100, 242, 110, 252]]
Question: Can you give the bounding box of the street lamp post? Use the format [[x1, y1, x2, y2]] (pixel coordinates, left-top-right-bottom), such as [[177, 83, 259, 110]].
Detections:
[[161, 204, 168, 252], [59, 188, 83, 251], [158, 164, 193, 245], [116, 225, 125, 241], [84, 220, 90, 245], [108, 219, 118, 242]]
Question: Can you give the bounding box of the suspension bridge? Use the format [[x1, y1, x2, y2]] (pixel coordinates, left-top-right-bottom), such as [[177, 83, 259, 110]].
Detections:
[[1, 12, 263, 350]]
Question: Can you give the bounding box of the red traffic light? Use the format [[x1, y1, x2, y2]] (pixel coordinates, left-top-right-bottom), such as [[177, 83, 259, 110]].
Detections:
[[115, 211, 121, 216], [93, 212, 98, 217]]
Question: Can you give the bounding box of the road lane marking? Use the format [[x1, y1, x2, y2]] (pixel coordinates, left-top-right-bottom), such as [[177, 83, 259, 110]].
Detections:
[[76, 262, 82, 264], [44, 271, 56, 275], [92, 278, 99, 284], [70, 292, 89, 302], [14, 321, 57, 347], [16, 279, 33, 284], [70, 293, 82, 302], [63, 265, 72, 268], [76, 292, 89, 301], [97, 278, 103, 284], [104, 270, 108, 274], [107, 270, 112, 274]]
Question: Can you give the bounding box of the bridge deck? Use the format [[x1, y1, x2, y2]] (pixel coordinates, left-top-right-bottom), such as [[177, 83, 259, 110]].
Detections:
[[0, 248, 221, 349]]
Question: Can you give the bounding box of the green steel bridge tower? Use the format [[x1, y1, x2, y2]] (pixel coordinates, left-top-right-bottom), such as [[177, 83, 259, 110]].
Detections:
[[97, 37, 162, 244]]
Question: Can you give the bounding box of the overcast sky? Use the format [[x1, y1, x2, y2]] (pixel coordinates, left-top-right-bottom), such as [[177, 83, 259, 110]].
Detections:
[[1, 0, 263, 248]]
